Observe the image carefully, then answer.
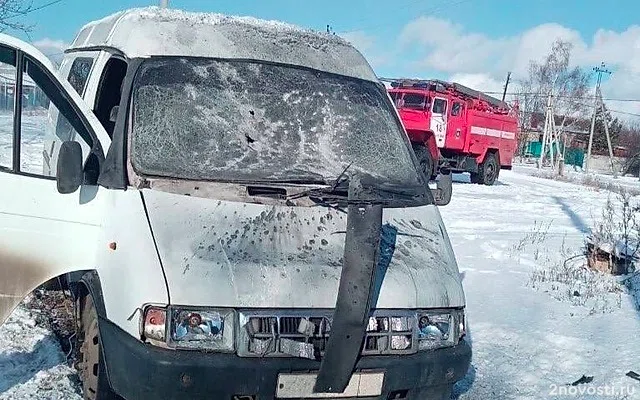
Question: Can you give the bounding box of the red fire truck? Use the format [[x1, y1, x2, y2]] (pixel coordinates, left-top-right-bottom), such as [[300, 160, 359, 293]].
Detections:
[[388, 79, 519, 185]]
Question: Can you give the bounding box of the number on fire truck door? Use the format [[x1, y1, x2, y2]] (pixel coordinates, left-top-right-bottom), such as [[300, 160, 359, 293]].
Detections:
[[431, 97, 448, 148]]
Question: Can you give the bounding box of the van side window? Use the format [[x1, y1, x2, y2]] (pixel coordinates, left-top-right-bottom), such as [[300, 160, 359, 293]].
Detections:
[[0, 47, 92, 177], [94, 57, 128, 138], [432, 98, 447, 114], [451, 102, 462, 116], [20, 58, 90, 177], [67, 57, 94, 96], [0, 47, 16, 170]]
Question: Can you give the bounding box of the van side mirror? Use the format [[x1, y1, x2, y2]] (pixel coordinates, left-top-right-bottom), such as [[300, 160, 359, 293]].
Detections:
[[431, 170, 452, 206], [56, 141, 83, 194]]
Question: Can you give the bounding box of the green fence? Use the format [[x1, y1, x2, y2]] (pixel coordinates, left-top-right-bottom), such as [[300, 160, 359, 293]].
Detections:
[[524, 141, 584, 168], [564, 148, 585, 168]]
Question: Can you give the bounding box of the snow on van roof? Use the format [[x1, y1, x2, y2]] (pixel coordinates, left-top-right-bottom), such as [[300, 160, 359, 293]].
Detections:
[[70, 7, 378, 82]]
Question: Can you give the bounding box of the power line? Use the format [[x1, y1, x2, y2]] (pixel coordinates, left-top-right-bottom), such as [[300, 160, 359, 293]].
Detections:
[[383, 83, 640, 102], [385, 84, 640, 117], [4, 0, 63, 19], [484, 91, 640, 103], [551, 98, 640, 118], [597, 108, 640, 118], [525, 99, 640, 119]]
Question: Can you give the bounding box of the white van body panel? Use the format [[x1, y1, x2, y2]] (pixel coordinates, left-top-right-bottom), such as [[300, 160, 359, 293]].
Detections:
[[143, 190, 465, 309], [68, 7, 378, 83], [94, 190, 169, 338], [0, 18, 465, 338], [0, 34, 111, 324], [0, 174, 105, 322]]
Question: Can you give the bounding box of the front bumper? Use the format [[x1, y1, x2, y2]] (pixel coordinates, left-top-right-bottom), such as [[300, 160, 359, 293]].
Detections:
[[99, 317, 471, 400]]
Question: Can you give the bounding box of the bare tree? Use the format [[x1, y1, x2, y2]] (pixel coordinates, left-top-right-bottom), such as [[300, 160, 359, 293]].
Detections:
[[0, 0, 40, 33], [620, 120, 640, 156], [517, 40, 590, 153]]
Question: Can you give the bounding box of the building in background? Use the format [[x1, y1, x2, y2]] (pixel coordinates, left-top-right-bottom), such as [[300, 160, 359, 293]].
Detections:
[[0, 65, 47, 111]]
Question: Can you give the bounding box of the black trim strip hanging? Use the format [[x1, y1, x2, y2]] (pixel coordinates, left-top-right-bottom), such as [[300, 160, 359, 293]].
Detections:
[[12, 51, 23, 172]]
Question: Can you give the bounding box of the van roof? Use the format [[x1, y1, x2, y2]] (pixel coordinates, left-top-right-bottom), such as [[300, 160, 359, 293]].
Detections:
[[68, 7, 378, 82]]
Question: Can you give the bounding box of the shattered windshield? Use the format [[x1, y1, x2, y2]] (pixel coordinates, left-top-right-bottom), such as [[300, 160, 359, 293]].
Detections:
[[130, 58, 423, 190]]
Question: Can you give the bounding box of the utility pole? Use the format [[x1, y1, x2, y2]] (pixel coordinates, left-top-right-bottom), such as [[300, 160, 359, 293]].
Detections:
[[550, 106, 562, 171], [601, 99, 618, 178], [585, 62, 612, 173], [501, 72, 511, 102], [160, 0, 169, 8], [539, 93, 552, 169]]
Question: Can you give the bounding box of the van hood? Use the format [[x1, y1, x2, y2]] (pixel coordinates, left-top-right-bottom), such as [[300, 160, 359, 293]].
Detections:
[[143, 190, 464, 309]]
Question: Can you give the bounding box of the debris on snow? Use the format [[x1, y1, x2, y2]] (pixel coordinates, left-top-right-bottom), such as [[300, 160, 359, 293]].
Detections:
[[571, 375, 595, 386], [587, 236, 639, 275], [626, 371, 640, 382]]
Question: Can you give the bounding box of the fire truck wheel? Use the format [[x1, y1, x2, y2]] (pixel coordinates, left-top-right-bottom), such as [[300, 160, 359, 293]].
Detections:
[[412, 144, 435, 182], [476, 152, 499, 186]]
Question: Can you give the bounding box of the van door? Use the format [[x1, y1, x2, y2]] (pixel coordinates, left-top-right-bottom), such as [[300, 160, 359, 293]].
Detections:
[[0, 34, 108, 324], [431, 97, 448, 148]]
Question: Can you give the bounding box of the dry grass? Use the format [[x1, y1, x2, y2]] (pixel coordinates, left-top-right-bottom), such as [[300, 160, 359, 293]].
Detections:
[[529, 256, 624, 314]]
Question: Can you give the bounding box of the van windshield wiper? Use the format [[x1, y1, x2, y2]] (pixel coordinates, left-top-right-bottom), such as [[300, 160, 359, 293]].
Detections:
[[286, 180, 422, 206], [245, 164, 426, 207], [286, 163, 353, 205]]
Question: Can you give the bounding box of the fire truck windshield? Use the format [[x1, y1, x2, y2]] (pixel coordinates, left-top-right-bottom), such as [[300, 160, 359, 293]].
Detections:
[[129, 57, 423, 190], [390, 91, 430, 110], [402, 93, 430, 109]]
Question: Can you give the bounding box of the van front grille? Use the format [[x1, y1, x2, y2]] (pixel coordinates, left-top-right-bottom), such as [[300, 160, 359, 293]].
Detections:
[[237, 311, 417, 359]]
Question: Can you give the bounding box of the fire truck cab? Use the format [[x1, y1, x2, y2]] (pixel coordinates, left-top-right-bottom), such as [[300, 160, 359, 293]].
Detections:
[[389, 79, 519, 186]]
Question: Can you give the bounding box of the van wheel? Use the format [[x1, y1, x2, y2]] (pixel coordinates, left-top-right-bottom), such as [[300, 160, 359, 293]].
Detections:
[[475, 152, 499, 186], [412, 144, 435, 181], [79, 296, 119, 400]]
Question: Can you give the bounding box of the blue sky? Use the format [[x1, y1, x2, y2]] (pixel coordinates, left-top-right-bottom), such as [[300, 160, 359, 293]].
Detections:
[[12, 0, 640, 114], [17, 0, 639, 43]]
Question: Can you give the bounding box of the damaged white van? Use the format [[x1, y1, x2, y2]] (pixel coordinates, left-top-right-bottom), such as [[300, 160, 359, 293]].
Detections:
[[0, 7, 470, 400]]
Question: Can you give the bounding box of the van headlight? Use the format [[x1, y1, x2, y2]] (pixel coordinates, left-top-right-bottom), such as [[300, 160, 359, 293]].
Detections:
[[417, 310, 463, 350], [142, 306, 235, 351]]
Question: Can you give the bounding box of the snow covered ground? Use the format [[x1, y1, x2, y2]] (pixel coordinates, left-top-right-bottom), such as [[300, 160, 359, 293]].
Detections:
[[0, 110, 50, 174], [1, 168, 639, 399], [515, 163, 640, 195], [445, 170, 640, 399], [0, 305, 81, 400]]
